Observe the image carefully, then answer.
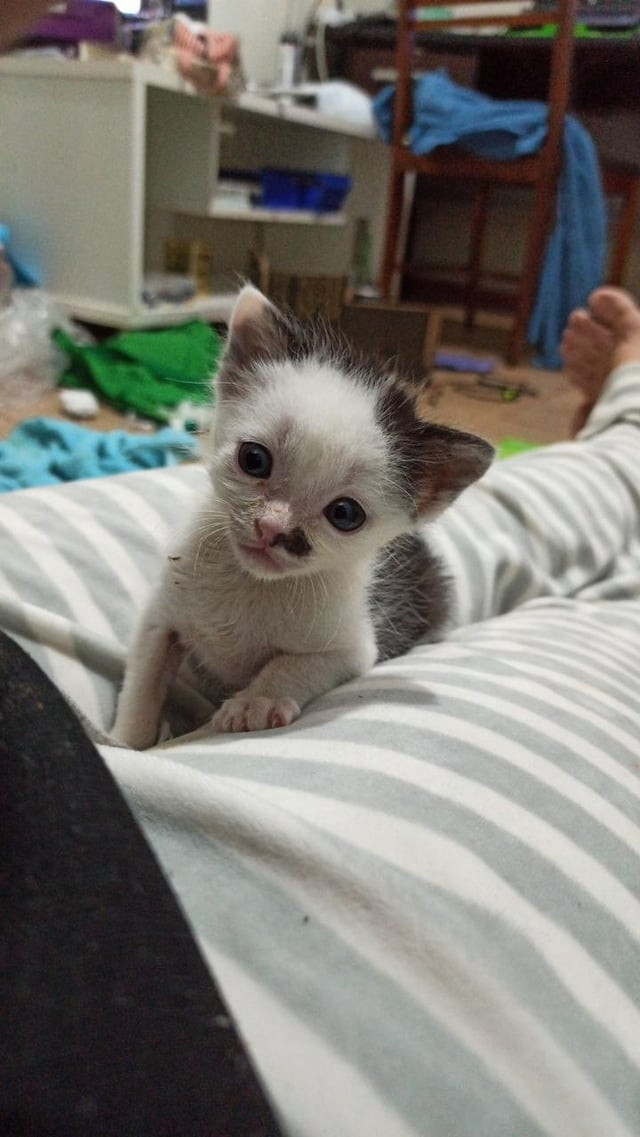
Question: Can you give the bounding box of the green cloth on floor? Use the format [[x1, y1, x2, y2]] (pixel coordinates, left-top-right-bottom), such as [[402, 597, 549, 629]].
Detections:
[[54, 321, 223, 422]]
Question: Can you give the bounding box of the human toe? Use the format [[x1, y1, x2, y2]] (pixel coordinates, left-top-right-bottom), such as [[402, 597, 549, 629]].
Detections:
[[587, 287, 640, 336], [560, 312, 614, 390]]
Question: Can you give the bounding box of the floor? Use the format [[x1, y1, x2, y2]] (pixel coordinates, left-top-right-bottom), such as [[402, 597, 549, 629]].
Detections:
[[416, 358, 579, 447], [0, 387, 147, 440], [0, 310, 582, 447], [355, 305, 582, 446]]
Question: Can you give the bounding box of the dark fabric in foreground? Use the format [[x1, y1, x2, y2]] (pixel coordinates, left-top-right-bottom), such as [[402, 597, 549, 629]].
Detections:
[[0, 630, 281, 1137]]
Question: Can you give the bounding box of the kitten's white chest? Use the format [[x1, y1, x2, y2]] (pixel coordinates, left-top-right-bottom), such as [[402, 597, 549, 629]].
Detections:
[[162, 542, 352, 690]]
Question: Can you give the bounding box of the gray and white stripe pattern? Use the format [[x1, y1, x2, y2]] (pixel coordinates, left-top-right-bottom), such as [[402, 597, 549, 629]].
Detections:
[[1, 364, 639, 1136]]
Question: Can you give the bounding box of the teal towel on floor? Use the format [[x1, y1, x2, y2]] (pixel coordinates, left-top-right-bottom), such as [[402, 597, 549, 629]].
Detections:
[[373, 69, 607, 368], [0, 418, 200, 492]]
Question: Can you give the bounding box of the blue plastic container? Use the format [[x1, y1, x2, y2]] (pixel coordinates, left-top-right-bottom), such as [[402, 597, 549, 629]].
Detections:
[[260, 169, 352, 213]]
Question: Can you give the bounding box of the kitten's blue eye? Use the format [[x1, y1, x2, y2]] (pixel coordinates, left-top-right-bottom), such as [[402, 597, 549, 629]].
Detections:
[[324, 498, 366, 532], [238, 441, 272, 479]]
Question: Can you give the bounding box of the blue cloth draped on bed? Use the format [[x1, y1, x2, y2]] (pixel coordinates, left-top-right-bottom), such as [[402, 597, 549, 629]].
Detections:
[[373, 69, 607, 368]]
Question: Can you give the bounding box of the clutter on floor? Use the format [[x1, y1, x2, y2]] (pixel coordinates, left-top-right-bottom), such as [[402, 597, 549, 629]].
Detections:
[[58, 388, 100, 420], [495, 436, 541, 460], [433, 351, 495, 375], [0, 417, 200, 493], [0, 281, 71, 411], [54, 319, 222, 422], [0, 278, 221, 467]]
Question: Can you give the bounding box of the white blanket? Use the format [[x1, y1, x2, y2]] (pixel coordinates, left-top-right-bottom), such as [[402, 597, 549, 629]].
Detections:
[[1, 365, 639, 1136]]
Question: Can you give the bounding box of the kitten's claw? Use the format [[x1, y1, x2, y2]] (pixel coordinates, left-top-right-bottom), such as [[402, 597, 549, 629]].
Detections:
[[212, 694, 300, 733]]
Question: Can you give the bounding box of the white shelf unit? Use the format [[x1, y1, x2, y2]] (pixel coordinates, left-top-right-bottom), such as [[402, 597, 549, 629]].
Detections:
[[0, 56, 388, 329]]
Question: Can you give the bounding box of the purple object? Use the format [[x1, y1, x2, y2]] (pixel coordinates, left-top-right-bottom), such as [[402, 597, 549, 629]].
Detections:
[[29, 1, 120, 45], [434, 351, 495, 374]]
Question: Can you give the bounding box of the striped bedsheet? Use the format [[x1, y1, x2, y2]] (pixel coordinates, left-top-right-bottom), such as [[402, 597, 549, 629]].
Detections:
[[1, 365, 639, 1136]]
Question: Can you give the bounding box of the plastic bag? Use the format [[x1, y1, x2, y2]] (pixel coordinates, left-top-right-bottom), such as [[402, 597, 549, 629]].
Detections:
[[0, 286, 70, 409]]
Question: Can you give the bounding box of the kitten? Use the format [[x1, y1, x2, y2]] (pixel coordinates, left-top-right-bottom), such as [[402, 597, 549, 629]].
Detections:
[[112, 285, 493, 749]]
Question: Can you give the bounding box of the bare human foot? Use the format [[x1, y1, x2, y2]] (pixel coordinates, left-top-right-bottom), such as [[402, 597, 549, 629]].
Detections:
[[561, 287, 640, 434]]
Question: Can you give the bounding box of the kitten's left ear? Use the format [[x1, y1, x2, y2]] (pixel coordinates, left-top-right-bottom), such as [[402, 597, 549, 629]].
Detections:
[[219, 285, 283, 395], [414, 423, 494, 517]]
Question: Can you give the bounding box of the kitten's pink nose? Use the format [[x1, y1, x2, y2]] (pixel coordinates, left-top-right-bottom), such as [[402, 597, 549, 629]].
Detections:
[[254, 511, 290, 546]]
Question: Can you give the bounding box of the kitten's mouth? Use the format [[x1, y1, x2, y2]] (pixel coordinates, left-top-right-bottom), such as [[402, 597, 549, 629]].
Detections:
[[236, 540, 287, 575]]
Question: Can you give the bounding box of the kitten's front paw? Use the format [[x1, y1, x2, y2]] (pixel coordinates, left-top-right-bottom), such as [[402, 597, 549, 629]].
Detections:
[[212, 694, 300, 733]]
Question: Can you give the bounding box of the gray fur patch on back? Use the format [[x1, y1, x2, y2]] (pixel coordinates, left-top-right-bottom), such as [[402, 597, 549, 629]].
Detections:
[[370, 534, 450, 662]]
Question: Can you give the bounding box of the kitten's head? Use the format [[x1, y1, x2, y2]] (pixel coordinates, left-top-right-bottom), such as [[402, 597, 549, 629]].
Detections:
[[208, 285, 493, 581]]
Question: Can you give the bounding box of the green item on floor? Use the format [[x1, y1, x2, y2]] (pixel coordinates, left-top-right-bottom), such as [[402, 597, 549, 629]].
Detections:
[[497, 437, 542, 461], [53, 321, 223, 422]]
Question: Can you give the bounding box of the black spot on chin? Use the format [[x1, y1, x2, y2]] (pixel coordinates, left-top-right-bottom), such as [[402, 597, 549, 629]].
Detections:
[[272, 527, 312, 558]]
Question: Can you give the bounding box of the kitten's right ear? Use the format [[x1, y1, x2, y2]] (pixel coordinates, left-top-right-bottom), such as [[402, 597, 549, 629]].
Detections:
[[218, 285, 282, 396], [229, 284, 274, 340]]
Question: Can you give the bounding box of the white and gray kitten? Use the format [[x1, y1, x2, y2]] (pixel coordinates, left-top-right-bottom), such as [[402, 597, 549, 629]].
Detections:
[[113, 285, 493, 748]]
